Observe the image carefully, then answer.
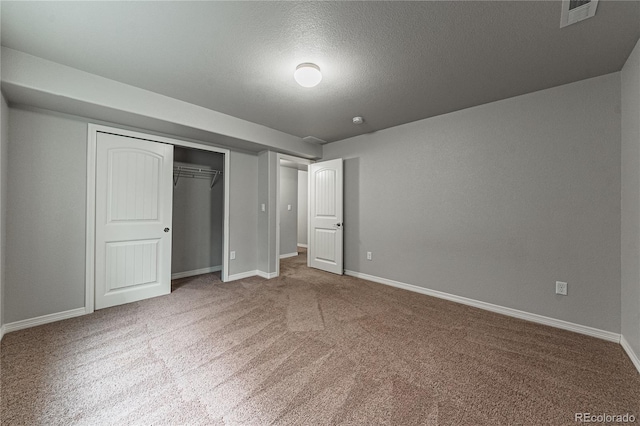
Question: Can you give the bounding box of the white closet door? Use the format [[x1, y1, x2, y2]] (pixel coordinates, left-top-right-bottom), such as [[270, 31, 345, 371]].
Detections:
[[308, 158, 344, 275], [95, 132, 174, 309]]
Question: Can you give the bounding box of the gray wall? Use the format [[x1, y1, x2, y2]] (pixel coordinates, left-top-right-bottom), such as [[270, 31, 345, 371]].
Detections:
[[297, 170, 308, 246], [7, 107, 87, 322], [172, 147, 224, 274], [257, 152, 269, 273], [279, 166, 298, 256], [5, 105, 260, 322], [257, 151, 277, 274], [622, 38, 640, 358], [323, 73, 621, 333], [1, 94, 9, 328], [228, 150, 258, 276]]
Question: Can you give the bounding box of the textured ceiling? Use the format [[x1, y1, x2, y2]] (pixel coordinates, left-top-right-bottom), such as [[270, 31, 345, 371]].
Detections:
[[2, 1, 639, 143]]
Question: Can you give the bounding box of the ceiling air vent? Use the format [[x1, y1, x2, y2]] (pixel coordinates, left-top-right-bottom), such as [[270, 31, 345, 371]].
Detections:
[[560, 0, 599, 28], [303, 136, 327, 145]]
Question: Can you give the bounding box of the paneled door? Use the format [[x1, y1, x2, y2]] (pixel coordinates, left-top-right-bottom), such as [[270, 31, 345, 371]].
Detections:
[[95, 132, 174, 309], [308, 158, 343, 274]]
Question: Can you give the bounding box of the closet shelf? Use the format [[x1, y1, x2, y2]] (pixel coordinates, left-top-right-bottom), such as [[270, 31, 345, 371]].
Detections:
[[173, 165, 222, 189]]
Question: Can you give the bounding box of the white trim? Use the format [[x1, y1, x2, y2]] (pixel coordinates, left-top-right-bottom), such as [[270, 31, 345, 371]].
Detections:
[[0, 325, 5, 341], [297, 244, 308, 248], [227, 270, 278, 281], [257, 270, 278, 279], [621, 335, 640, 374], [279, 252, 298, 259], [3, 308, 88, 334], [307, 169, 311, 266], [85, 126, 97, 314], [86, 124, 232, 313], [275, 154, 280, 277], [171, 266, 222, 280], [226, 270, 258, 282], [222, 151, 230, 283], [344, 270, 621, 343]]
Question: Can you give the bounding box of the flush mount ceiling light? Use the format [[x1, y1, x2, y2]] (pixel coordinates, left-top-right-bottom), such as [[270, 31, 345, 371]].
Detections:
[[294, 63, 322, 88]]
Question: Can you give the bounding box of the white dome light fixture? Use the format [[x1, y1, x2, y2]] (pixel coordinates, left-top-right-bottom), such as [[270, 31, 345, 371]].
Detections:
[[294, 63, 322, 88]]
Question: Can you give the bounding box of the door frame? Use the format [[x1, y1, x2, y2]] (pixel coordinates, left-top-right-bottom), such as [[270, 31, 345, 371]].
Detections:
[[275, 153, 312, 277], [85, 124, 230, 314]]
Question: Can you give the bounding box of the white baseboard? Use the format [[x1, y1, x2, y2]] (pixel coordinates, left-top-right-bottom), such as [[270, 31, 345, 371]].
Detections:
[[226, 270, 278, 281], [279, 252, 298, 259], [3, 307, 88, 335], [0, 324, 5, 341], [172, 265, 222, 280], [257, 270, 278, 279], [297, 244, 308, 248], [344, 270, 621, 343], [621, 335, 640, 374], [226, 270, 258, 282]]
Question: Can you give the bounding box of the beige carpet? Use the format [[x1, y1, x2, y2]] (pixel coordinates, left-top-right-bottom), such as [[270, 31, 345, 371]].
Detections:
[[2, 250, 639, 425]]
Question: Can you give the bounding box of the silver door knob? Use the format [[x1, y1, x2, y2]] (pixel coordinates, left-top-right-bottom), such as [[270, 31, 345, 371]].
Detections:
[[164, 227, 170, 232]]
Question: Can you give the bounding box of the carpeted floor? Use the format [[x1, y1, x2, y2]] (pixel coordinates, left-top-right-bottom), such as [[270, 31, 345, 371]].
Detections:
[[1, 249, 639, 425]]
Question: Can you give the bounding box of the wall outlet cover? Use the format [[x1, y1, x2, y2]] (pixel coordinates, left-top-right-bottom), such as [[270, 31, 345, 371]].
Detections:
[[556, 281, 568, 295]]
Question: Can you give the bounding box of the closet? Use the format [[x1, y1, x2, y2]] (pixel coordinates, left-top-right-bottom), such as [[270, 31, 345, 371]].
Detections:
[[171, 147, 224, 279]]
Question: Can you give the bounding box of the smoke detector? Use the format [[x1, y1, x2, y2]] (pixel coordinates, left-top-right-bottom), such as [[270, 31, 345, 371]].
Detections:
[[560, 0, 599, 28], [352, 116, 364, 125]]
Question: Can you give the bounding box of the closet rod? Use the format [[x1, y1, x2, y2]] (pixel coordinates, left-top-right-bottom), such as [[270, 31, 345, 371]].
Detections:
[[173, 166, 222, 189]]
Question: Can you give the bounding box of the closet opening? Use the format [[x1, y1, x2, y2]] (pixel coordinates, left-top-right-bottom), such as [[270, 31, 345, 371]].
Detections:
[[171, 147, 225, 284], [86, 124, 231, 313]]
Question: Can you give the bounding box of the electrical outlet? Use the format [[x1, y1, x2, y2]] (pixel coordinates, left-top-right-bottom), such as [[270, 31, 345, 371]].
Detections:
[[287, 204, 292, 211], [556, 281, 567, 295], [230, 251, 236, 260], [261, 204, 266, 212], [366, 251, 372, 261]]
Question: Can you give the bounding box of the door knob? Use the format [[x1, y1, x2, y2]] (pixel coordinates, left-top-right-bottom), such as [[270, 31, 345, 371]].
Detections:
[[164, 227, 170, 232]]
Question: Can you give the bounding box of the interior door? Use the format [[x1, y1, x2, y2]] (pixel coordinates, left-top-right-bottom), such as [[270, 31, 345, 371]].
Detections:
[[308, 158, 344, 274], [95, 132, 174, 309]]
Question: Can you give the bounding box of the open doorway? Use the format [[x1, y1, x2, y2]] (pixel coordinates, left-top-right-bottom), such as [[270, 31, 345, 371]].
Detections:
[[276, 154, 311, 276]]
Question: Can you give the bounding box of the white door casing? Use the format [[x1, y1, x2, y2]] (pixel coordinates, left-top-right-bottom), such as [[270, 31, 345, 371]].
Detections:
[[308, 158, 343, 275], [94, 132, 174, 309]]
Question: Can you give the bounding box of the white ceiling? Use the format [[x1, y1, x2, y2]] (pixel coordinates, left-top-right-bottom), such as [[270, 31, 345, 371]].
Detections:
[[2, 1, 639, 143]]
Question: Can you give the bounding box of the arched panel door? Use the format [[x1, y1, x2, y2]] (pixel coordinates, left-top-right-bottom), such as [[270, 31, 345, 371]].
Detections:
[[308, 158, 343, 275], [95, 132, 174, 309]]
